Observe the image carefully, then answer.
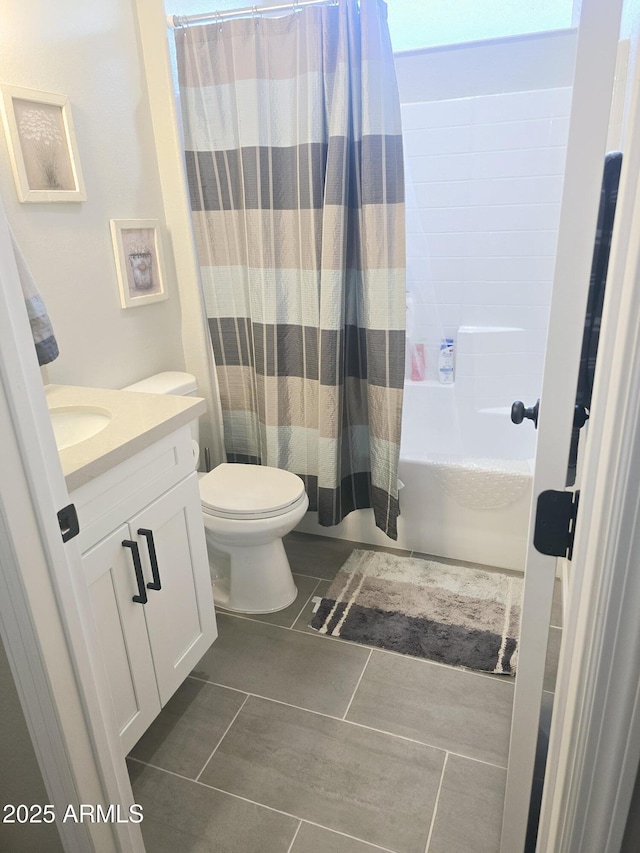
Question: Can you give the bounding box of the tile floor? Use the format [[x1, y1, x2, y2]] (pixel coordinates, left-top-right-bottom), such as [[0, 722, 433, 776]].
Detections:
[[127, 532, 561, 853]]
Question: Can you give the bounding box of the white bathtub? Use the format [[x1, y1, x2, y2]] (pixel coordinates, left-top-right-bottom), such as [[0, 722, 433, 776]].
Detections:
[[396, 380, 535, 569], [296, 380, 535, 571]]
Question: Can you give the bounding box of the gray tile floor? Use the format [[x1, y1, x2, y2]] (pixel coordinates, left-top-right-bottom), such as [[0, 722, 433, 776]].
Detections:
[[128, 532, 562, 853]]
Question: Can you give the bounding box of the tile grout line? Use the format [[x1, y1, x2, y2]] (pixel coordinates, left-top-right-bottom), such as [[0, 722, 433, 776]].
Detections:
[[286, 623, 517, 686], [288, 579, 322, 629], [289, 568, 336, 582], [217, 607, 516, 688], [300, 820, 401, 852], [187, 674, 247, 695], [185, 674, 509, 771], [194, 694, 250, 783], [128, 756, 401, 852], [128, 755, 304, 820], [342, 648, 373, 720], [287, 533, 533, 577], [423, 752, 449, 853], [186, 675, 446, 752], [215, 576, 322, 631], [285, 820, 302, 853], [442, 748, 507, 771]]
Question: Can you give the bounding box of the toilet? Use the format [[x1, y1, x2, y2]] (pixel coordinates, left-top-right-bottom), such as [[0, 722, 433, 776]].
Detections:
[[122, 372, 308, 613]]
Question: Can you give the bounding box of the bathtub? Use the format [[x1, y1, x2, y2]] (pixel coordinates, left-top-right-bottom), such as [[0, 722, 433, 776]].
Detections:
[[296, 380, 535, 572], [395, 379, 535, 570]]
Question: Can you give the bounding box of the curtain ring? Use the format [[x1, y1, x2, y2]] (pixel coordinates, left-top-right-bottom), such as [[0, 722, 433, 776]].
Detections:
[[215, 10, 223, 32], [252, 5, 259, 25]]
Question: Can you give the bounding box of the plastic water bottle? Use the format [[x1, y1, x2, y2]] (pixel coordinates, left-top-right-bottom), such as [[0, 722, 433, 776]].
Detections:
[[438, 338, 455, 384]]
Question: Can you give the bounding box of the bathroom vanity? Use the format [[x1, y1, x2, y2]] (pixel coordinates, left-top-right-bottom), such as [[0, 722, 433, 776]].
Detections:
[[46, 385, 217, 754]]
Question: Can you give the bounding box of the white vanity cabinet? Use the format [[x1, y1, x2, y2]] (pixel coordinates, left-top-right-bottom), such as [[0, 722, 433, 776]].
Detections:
[[71, 426, 216, 755]]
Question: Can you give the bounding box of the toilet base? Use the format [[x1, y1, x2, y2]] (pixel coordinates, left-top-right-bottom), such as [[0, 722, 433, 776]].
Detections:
[[209, 537, 298, 614], [213, 579, 298, 614]]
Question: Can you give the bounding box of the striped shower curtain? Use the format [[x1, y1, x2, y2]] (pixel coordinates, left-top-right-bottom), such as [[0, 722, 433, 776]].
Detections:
[[176, 0, 405, 539]]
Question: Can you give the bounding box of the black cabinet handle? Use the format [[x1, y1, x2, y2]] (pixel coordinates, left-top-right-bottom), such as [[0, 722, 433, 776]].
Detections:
[[138, 528, 161, 591], [122, 540, 147, 604]]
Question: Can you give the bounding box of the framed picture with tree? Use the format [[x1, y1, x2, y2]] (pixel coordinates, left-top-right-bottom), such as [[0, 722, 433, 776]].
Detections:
[[0, 85, 86, 203]]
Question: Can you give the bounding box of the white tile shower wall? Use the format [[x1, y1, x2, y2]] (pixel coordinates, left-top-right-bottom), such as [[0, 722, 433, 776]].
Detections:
[[403, 87, 571, 398]]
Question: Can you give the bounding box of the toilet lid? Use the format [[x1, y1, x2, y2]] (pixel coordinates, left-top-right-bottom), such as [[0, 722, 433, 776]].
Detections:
[[199, 463, 306, 517]]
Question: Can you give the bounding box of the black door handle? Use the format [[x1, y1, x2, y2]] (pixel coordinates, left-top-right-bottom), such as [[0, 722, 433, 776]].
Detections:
[[122, 540, 147, 604], [138, 528, 161, 591], [511, 399, 540, 428]]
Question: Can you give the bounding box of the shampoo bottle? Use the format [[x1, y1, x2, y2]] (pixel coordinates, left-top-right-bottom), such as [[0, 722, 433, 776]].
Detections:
[[411, 343, 426, 381], [438, 337, 455, 384]]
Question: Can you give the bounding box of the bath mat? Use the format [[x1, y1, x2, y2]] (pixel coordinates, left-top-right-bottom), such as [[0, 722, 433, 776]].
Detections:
[[309, 550, 522, 675]]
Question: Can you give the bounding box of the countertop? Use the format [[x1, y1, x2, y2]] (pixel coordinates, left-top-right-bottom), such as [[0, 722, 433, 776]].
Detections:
[[45, 385, 206, 492]]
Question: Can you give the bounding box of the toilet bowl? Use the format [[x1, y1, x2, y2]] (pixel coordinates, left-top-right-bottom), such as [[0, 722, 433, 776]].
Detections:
[[199, 464, 309, 613], [121, 372, 308, 614]]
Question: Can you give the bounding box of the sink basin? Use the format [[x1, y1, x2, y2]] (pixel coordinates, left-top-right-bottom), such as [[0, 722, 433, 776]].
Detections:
[[49, 406, 112, 451]]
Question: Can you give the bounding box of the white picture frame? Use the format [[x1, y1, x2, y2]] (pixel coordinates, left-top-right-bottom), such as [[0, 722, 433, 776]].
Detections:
[[0, 85, 87, 203], [110, 219, 168, 309]]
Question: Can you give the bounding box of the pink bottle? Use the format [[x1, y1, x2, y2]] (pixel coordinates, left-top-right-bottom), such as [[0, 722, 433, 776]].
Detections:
[[410, 343, 426, 381]]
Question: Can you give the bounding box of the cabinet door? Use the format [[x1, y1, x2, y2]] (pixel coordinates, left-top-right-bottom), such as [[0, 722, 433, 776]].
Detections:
[[83, 525, 161, 754], [130, 473, 217, 705]]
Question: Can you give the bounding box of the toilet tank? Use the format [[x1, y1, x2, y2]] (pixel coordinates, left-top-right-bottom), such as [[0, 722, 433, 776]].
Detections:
[[122, 371, 201, 450]]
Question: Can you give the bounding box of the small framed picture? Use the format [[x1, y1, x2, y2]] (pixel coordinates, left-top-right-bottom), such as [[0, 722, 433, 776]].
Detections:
[[110, 219, 168, 308], [0, 85, 86, 203]]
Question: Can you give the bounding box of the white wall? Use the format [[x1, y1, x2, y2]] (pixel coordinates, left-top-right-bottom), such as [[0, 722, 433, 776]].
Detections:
[[397, 31, 576, 415], [396, 29, 577, 103], [402, 88, 572, 404], [0, 0, 186, 390], [166, 0, 290, 16]]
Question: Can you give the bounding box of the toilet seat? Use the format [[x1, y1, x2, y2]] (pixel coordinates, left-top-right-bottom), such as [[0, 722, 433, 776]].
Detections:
[[199, 463, 307, 520]]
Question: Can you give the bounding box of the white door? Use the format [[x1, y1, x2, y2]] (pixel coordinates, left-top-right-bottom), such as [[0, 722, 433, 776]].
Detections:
[[499, 1, 625, 851], [83, 525, 161, 754], [0, 195, 144, 851], [130, 474, 216, 705]]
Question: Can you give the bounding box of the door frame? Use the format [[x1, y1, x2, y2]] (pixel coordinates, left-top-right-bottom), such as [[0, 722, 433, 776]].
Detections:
[[500, 0, 624, 849], [0, 194, 143, 852], [1, 5, 639, 853], [538, 30, 640, 852]]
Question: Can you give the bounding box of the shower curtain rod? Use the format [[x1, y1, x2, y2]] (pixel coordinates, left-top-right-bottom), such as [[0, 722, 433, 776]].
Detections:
[[168, 0, 339, 28]]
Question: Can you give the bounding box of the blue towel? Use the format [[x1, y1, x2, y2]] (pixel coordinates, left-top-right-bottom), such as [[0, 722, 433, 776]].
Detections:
[[10, 229, 59, 365]]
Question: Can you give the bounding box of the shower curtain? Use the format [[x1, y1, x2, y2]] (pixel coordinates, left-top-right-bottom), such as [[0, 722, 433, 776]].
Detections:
[[175, 0, 405, 539]]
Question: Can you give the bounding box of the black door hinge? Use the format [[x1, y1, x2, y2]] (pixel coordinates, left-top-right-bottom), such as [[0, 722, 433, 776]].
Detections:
[[57, 504, 79, 543], [533, 490, 580, 560]]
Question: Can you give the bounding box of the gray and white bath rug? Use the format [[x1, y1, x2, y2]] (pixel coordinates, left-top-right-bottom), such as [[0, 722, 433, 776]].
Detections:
[[309, 550, 522, 675]]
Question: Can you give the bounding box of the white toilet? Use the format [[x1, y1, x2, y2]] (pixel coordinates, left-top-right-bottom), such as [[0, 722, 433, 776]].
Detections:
[[122, 372, 308, 614]]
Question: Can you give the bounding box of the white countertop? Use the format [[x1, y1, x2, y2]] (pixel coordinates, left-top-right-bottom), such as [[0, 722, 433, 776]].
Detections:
[[45, 385, 206, 492]]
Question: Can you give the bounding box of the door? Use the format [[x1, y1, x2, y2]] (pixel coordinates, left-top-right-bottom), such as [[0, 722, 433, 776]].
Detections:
[[500, 1, 625, 851], [83, 525, 161, 754], [0, 195, 144, 851], [130, 473, 216, 705]]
